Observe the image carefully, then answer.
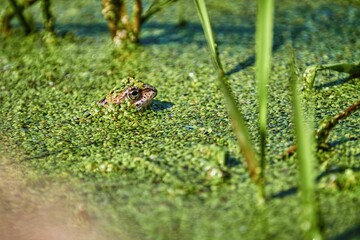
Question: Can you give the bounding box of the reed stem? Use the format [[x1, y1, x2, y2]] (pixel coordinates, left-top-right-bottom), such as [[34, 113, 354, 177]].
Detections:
[[255, 0, 274, 199], [289, 56, 322, 240]]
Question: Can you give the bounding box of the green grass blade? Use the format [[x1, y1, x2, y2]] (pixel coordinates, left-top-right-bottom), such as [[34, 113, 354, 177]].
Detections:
[[218, 77, 260, 183], [193, 0, 224, 76], [193, 0, 260, 183], [255, 0, 274, 193], [289, 56, 323, 240]]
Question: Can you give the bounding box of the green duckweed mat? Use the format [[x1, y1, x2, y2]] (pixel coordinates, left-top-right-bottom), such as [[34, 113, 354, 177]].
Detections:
[[0, 0, 359, 239]]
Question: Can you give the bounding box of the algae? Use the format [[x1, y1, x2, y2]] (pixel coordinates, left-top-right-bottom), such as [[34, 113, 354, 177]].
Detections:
[[0, 0, 360, 239]]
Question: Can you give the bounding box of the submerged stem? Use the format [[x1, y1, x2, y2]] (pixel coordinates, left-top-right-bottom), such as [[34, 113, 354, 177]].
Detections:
[[316, 98, 360, 147], [282, 98, 360, 158]]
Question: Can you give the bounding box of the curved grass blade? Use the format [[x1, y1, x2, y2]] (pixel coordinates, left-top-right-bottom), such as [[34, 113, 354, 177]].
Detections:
[[193, 0, 225, 76], [193, 0, 260, 184]]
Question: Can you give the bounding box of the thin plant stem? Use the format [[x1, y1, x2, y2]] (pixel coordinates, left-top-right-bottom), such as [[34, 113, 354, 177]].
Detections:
[[101, 0, 120, 39], [315, 98, 360, 148], [255, 0, 274, 199], [289, 56, 322, 240], [281, 98, 360, 158], [41, 0, 55, 33], [132, 0, 142, 41], [193, 0, 224, 76]]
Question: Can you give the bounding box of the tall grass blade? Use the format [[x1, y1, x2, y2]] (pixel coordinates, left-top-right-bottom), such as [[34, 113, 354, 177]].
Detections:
[[217, 78, 260, 183], [255, 0, 274, 197], [193, 0, 224, 76], [289, 56, 322, 240], [193, 0, 260, 184]]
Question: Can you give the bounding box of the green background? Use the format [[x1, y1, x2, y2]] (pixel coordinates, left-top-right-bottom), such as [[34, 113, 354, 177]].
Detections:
[[0, 0, 359, 239]]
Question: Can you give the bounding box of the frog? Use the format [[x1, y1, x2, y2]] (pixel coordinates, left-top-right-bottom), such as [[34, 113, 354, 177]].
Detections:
[[98, 76, 157, 111]]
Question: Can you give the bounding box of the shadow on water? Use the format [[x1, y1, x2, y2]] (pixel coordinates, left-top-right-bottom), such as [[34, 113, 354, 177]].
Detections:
[[151, 100, 173, 111], [226, 55, 255, 75], [330, 224, 360, 240], [52, 19, 306, 76], [52, 21, 304, 78], [271, 165, 360, 199], [55, 21, 254, 46], [54, 20, 286, 45], [270, 187, 298, 199], [27, 2, 360, 81], [225, 25, 295, 75], [141, 22, 255, 46], [224, 153, 241, 168], [329, 137, 359, 148], [314, 75, 359, 90], [55, 23, 109, 36]]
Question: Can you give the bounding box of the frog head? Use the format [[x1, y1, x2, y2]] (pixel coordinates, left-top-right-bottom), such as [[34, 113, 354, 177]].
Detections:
[[98, 77, 157, 111]]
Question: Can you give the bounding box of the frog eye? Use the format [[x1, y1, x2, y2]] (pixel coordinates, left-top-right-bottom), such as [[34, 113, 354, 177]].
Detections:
[[127, 87, 141, 100]]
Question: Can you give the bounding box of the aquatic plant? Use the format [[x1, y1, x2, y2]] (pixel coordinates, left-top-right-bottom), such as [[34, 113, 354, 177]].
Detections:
[[255, 0, 274, 199], [101, 0, 143, 44], [289, 56, 322, 240], [283, 98, 360, 157], [1, 1, 358, 239], [193, 0, 276, 200], [1, 0, 177, 44], [193, 0, 260, 189], [194, 0, 324, 237], [303, 62, 360, 91], [101, 0, 178, 44], [1, 0, 54, 36], [283, 62, 360, 157]]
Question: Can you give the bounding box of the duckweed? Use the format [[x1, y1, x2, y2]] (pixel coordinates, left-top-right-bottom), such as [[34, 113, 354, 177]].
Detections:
[[0, 0, 360, 239]]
